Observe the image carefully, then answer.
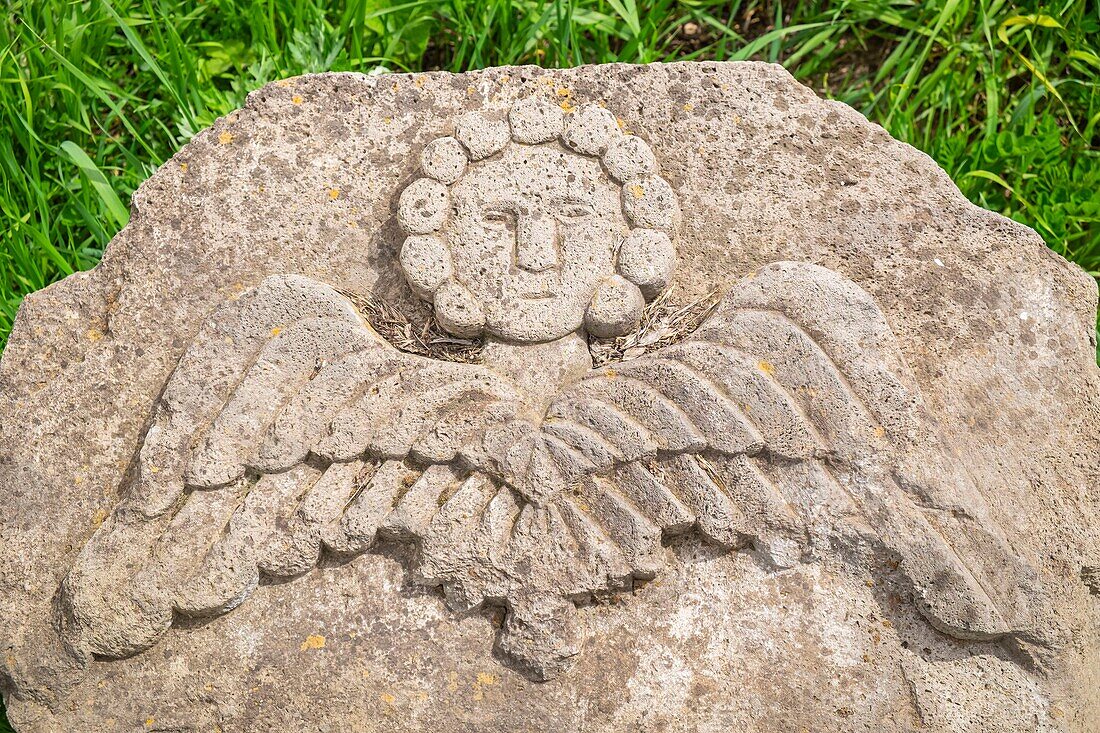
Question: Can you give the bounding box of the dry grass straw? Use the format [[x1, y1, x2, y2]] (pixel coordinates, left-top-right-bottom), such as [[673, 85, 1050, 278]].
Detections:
[[589, 285, 724, 367], [340, 289, 484, 363], [340, 285, 722, 367]]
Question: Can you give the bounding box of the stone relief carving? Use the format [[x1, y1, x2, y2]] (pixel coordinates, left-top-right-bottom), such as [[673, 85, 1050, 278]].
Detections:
[[58, 100, 1038, 683]]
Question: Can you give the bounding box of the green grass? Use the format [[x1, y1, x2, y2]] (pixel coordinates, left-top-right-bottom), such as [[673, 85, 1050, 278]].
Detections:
[[0, 0, 1097, 718], [0, 1, 1097, 356]]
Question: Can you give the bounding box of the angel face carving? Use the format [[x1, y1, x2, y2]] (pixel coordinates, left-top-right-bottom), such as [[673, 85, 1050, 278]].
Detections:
[[397, 99, 681, 344], [447, 145, 624, 341], [56, 101, 1037, 689]]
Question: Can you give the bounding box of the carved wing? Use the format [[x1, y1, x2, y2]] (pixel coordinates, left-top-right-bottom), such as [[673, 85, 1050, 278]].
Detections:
[[524, 262, 1035, 643], [59, 275, 523, 659], [59, 265, 1039, 683]]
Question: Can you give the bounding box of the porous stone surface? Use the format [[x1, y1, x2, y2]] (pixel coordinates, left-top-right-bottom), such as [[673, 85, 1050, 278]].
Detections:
[[419, 136, 468, 184], [618, 228, 676, 298], [1, 62, 1097, 733], [603, 135, 658, 183]]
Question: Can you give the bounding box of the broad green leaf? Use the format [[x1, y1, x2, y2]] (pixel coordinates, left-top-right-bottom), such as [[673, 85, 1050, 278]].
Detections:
[[59, 141, 129, 230]]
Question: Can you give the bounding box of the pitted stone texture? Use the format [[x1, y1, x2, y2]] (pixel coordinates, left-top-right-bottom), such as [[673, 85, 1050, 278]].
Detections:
[[585, 275, 644, 337], [454, 112, 511, 160], [399, 234, 453, 299], [508, 96, 565, 143], [397, 177, 449, 234], [622, 174, 679, 231], [420, 136, 468, 184], [1, 63, 1097, 733], [603, 135, 658, 182], [432, 279, 485, 337], [561, 103, 622, 155], [617, 229, 676, 299]]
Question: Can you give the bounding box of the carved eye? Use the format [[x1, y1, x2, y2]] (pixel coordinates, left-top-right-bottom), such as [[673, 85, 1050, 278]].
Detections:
[[482, 206, 515, 228], [555, 200, 595, 221]]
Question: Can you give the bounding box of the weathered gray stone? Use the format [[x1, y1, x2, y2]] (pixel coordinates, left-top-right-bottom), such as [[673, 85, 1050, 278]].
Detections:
[[1, 62, 1097, 733], [618, 228, 676, 299], [419, 136, 468, 184]]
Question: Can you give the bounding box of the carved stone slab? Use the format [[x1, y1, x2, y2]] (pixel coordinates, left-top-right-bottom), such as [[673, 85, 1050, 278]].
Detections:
[[1, 63, 1097, 732]]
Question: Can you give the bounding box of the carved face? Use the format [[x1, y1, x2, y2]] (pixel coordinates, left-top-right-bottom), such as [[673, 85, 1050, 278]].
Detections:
[[397, 102, 680, 344], [443, 144, 627, 342]]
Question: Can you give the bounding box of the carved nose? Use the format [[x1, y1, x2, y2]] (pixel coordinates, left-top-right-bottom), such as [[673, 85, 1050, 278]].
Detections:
[[515, 214, 559, 273]]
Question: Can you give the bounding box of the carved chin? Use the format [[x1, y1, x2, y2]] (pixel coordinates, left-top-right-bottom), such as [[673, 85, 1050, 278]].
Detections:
[[482, 297, 587, 343]]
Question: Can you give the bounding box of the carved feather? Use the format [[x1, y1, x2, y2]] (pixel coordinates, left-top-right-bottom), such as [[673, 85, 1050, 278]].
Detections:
[[58, 275, 522, 660], [533, 262, 1036, 643], [58, 265, 1038, 684]]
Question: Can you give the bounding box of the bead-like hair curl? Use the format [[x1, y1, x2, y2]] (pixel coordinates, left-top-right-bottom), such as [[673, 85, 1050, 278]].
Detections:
[[397, 98, 679, 340]]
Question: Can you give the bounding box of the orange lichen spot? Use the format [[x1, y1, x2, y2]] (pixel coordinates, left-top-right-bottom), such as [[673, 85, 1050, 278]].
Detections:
[[757, 360, 776, 376], [380, 692, 396, 705], [148, 465, 160, 474], [559, 100, 575, 113], [271, 326, 282, 337], [223, 336, 234, 345], [300, 634, 326, 650], [383, 116, 392, 124], [862, 653, 873, 663], [179, 162, 188, 172], [865, 579, 875, 587], [85, 327, 103, 342], [328, 188, 341, 200], [499, 75, 510, 83], [472, 671, 498, 700], [446, 672, 459, 692], [291, 95, 303, 105], [881, 619, 893, 629], [604, 367, 617, 377], [391, 82, 399, 92], [556, 87, 571, 97], [275, 80, 290, 87], [733, 114, 743, 124], [217, 131, 234, 145], [682, 102, 694, 111], [414, 76, 425, 87], [629, 184, 645, 198], [91, 508, 108, 529], [467, 86, 476, 95], [145, 720, 155, 728], [873, 426, 886, 438]]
